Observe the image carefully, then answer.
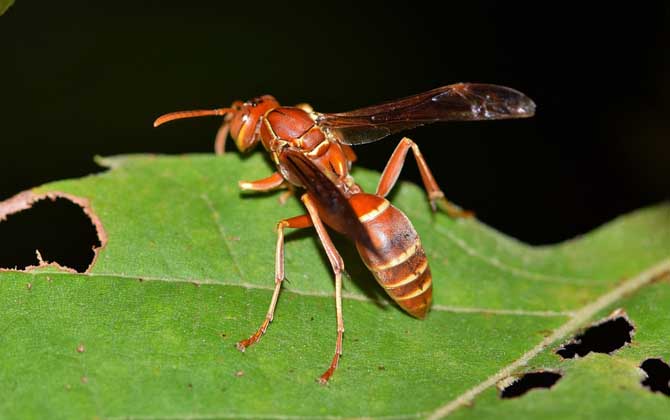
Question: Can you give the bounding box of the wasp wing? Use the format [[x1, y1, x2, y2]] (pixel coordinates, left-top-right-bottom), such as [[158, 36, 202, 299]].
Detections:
[[279, 149, 373, 249], [317, 83, 536, 145]]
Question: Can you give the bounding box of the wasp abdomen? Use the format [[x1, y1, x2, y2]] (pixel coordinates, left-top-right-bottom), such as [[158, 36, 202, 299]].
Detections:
[[349, 194, 432, 318]]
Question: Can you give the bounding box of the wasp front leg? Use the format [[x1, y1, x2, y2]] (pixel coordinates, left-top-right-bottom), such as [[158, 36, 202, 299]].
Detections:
[[238, 172, 297, 205], [214, 120, 230, 155], [376, 137, 473, 218], [238, 172, 285, 192], [301, 193, 345, 384], [236, 214, 313, 351]]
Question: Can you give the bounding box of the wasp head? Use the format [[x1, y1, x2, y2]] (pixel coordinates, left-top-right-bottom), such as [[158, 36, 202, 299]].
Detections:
[[153, 95, 280, 153]]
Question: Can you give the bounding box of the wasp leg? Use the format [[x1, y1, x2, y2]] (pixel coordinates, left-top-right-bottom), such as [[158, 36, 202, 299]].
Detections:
[[277, 184, 295, 205], [375, 137, 473, 218], [301, 193, 345, 384], [238, 172, 287, 192], [236, 214, 313, 351], [214, 115, 233, 155], [239, 173, 294, 205]]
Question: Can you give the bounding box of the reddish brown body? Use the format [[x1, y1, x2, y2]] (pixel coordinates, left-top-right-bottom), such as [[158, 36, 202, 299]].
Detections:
[[154, 83, 535, 382], [258, 106, 432, 317], [350, 194, 432, 318], [262, 107, 353, 187]]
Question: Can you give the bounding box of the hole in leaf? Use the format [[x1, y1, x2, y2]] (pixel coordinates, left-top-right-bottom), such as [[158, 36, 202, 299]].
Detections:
[[499, 371, 562, 398], [640, 358, 670, 396], [556, 311, 634, 359], [0, 196, 102, 272]]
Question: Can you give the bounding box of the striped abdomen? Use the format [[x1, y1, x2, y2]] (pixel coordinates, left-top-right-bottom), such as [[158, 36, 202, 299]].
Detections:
[[349, 193, 432, 318]]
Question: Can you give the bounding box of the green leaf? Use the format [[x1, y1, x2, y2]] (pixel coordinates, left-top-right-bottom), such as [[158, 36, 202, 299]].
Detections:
[[0, 0, 14, 16], [1, 153, 668, 419]]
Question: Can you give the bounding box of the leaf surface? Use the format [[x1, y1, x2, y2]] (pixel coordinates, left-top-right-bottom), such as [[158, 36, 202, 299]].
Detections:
[[0, 154, 668, 419], [0, 0, 13, 16]]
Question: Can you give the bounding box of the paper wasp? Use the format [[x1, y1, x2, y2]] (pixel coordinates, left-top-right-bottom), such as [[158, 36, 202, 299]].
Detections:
[[154, 83, 535, 383]]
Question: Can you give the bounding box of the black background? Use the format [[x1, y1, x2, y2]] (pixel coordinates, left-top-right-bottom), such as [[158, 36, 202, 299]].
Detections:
[[2, 1, 668, 246]]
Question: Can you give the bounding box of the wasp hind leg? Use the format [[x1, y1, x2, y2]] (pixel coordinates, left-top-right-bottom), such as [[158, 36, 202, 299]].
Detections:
[[301, 193, 345, 384], [375, 137, 474, 218], [236, 214, 312, 351]]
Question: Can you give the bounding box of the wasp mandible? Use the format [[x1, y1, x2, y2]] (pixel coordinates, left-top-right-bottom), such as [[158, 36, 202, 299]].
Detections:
[[154, 83, 535, 383]]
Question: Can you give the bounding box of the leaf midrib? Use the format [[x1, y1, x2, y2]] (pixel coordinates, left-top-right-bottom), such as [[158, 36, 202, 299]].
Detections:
[[7, 269, 575, 318], [57, 258, 669, 420], [426, 257, 670, 419]]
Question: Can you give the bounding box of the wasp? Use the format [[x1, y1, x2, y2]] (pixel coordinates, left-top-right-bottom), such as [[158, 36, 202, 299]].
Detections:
[[154, 83, 535, 383]]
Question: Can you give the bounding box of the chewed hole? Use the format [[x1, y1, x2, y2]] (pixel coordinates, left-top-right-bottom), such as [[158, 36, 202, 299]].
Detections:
[[0, 197, 102, 272], [499, 371, 562, 399], [640, 358, 670, 396], [556, 312, 634, 359]]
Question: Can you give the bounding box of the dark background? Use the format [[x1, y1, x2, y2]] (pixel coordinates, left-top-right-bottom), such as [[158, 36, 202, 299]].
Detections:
[[2, 1, 668, 247]]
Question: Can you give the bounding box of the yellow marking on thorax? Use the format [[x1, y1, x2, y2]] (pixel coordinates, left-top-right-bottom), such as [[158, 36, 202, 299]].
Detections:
[[263, 115, 277, 138], [358, 200, 390, 223], [374, 236, 421, 270], [305, 138, 331, 158], [383, 259, 428, 290]]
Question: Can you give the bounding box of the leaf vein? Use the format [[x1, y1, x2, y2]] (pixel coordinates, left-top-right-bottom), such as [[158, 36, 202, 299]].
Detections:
[[200, 192, 246, 282], [426, 257, 670, 419], [16, 269, 573, 317], [427, 218, 600, 285], [105, 411, 428, 420]]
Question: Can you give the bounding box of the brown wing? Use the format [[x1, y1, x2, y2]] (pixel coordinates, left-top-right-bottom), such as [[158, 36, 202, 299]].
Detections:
[[317, 83, 536, 145], [279, 149, 373, 249]]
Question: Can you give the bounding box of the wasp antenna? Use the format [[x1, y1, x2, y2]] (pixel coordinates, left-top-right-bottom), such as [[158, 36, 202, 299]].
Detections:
[[153, 108, 233, 127]]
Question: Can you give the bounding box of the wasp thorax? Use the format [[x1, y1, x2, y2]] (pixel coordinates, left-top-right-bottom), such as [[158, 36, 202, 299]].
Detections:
[[229, 95, 280, 152]]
